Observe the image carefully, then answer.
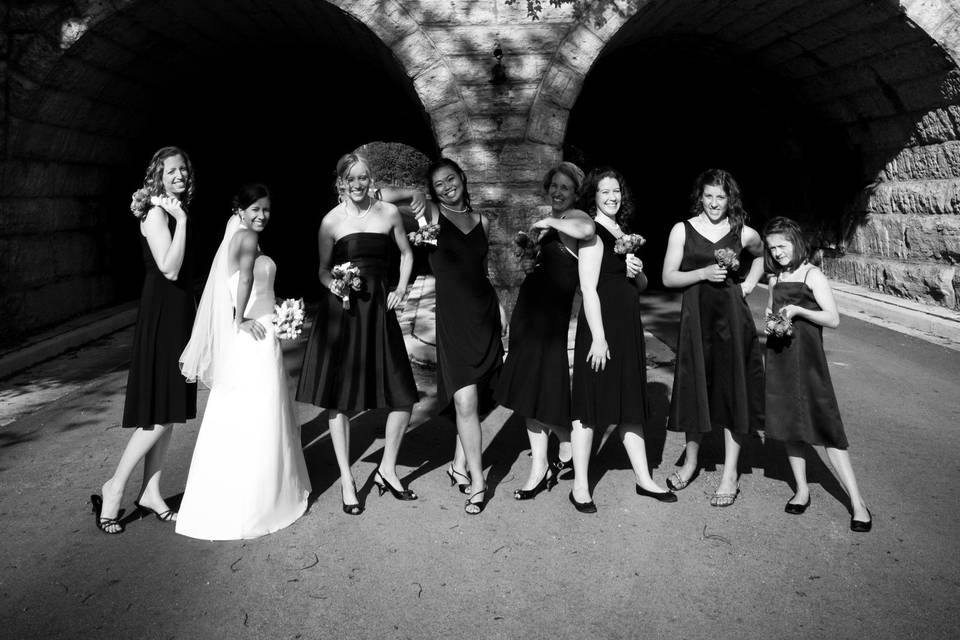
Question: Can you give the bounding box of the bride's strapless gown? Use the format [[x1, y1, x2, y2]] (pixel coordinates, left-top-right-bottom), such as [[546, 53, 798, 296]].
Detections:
[[176, 254, 311, 540]]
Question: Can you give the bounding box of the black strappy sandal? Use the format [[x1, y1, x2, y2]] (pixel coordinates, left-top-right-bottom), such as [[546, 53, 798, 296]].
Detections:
[[90, 494, 124, 535], [464, 486, 487, 515]]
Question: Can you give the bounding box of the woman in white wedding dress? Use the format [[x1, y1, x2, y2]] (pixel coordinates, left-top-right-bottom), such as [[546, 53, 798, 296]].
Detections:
[[176, 183, 311, 540]]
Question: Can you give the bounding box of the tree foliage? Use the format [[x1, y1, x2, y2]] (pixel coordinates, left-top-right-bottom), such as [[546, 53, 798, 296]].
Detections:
[[354, 141, 430, 190], [503, 0, 638, 27]]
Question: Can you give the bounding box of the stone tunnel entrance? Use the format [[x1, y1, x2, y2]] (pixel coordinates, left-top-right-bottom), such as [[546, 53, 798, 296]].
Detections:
[[566, 37, 860, 288], [2, 0, 437, 344], [560, 0, 960, 298]]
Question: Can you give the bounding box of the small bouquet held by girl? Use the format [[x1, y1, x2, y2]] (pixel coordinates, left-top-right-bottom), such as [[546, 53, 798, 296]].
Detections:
[[273, 298, 305, 340], [613, 233, 646, 255], [764, 309, 794, 339], [330, 262, 363, 310], [408, 223, 440, 247]]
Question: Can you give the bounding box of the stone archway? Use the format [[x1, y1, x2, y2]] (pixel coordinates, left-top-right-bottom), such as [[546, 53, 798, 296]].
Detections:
[[1, 0, 472, 341], [527, 0, 960, 307]]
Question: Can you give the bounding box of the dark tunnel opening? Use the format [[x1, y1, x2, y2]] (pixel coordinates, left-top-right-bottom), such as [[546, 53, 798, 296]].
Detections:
[[565, 37, 864, 288], [100, 42, 436, 304]]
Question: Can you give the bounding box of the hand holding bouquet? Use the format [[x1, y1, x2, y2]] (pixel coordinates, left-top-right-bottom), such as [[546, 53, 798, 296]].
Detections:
[[330, 262, 363, 309], [273, 298, 305, 340], [714, 247, 740, 271], [614, 233, 646, 255], [408, 223, 440, 247], [764, 309, 794, 338], [514, 231, 539, 260]]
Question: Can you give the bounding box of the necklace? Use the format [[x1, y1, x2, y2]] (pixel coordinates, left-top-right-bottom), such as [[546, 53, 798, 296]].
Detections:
[[344, 198, 373, 219], [440, 202, 469, 214]]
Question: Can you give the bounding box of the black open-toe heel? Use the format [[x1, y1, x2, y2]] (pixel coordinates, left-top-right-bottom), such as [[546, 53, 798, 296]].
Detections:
[[446, 465, 470, 495], [134, 501, 177, 522], [514, 468, 557, 501], [341, 482, 363, 516], [464, 486, 487, 515], [371, 469, 417, 501], [90, 494, 124, 534]]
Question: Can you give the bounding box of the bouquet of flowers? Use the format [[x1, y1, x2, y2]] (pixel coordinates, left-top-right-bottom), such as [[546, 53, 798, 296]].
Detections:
[[614, 233, 646, 255], [714, 247, 740, 271], [514, 230, 539, 260], [130, 189, 166, 217], [330, 262, 363, 309], [764, 309, 794, 338], [408, 223, 440, 247], [273, 298, 305, 340]]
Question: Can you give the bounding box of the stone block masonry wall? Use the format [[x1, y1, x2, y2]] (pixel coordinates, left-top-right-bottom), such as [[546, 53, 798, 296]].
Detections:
[[825, 86, 960, 309]]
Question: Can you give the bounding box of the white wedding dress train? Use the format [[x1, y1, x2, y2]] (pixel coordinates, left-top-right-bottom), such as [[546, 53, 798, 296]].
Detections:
[[176, 254, 311, 540]]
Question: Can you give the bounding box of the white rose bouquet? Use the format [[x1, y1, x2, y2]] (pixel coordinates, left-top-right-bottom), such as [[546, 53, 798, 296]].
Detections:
[[273, 298, 305, 340]]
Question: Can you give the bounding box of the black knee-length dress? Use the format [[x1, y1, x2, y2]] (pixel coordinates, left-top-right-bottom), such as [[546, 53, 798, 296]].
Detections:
[[764, 277, 848, 448], [122, 214, 197, 427], [296, 232, 418, 411], [429, 212, 503, 411], [495, 229, 579, 427], [571, 224, 648, 427], [667, 221, 763, 435]]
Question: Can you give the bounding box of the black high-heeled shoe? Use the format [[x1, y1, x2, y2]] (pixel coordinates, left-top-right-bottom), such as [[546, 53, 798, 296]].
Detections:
[[568, 490, 597, 514], [514, 468, 557, 501], [551, 456, 573, 479], [341, 482, 363, 516], [465, 486, 488, 515], [371, 469, 417, 501], [134, 500, 177, 522], [90, 494, 124, 534], [850, 508, 872, 533], [635, 484, 678, 503], [445, 466, 470, 495]]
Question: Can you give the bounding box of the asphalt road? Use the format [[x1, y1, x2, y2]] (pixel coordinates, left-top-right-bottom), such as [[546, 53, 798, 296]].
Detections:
[[1, 288, 958, 640]]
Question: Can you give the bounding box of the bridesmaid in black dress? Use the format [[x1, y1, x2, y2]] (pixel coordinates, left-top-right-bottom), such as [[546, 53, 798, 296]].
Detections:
[[423, 157, 506, 515], [92, 146, 197, 534], [296, 153, 419, 515], [569, 167, 675, 513], [763, 217, 871, 531], [494, 162, 594, 500], [662, 169, 764, 507]]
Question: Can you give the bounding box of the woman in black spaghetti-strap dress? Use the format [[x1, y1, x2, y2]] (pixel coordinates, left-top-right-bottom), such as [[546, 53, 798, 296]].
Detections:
[[424, 157, 505, 515], [568, 167, 675, 514], [494, 162, 593, 500], [296, 153, 419, 515], [92, 146, 198, 534], [662, 169, 765, 508]]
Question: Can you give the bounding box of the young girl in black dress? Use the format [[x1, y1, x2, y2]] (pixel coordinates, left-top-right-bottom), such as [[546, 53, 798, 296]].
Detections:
[[92, 146, 197, 533], [494, 162, 594, 500], [662, 169, 765, 507], [763, 217, 871, 532], [569, 167, 675, 513], [296, 153, 419, 515]]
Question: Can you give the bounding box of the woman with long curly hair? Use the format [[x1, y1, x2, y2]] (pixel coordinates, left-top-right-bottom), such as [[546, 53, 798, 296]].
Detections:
[[568, 167, 675, 513], [661, 169, 765, 507], [91, 146, 197, 534]]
